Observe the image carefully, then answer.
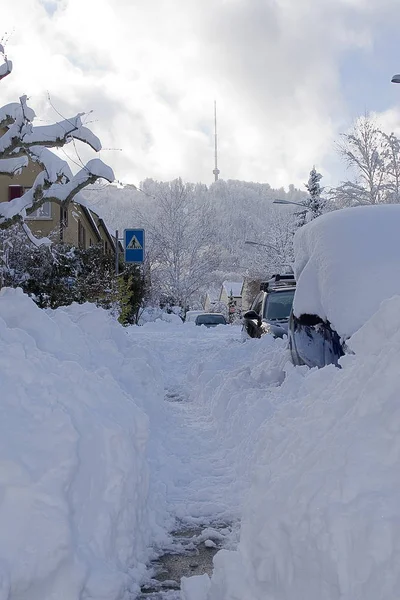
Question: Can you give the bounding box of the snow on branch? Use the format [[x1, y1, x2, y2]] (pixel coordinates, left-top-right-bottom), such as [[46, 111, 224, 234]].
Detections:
[[24, 115, 102, 152], [0, 102, 22, 128], [0, 47, 115, 230], [0, 156, 29, 176], [0, 44, 12, 82], [21, 222, 52, 247]]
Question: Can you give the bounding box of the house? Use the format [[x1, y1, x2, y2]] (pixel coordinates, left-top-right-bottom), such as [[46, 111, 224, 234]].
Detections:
[[203, 286, 220, 312], [219, 280, 243, 318], [0, 165, 117, 255]]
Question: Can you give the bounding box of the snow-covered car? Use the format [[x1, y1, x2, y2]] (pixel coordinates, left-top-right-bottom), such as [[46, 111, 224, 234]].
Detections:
[[185, 310, 205, 323], [289, 204, 400, 368], [195, 313, 227, 327], [242, 274, 296, 339]]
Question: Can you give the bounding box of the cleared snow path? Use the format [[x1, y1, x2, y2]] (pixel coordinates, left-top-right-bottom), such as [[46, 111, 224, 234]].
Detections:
[[132, 322, 244, 525], [129, 321, 289, 597]]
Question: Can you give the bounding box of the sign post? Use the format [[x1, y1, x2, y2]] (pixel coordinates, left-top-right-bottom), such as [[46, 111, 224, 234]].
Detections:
[[124, 229, 145, 264]]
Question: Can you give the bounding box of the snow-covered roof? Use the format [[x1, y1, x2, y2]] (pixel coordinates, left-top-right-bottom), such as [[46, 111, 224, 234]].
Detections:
[[222, 280, 243, 298], [206, 287, 220, 303], [293, 205, 400, 339]]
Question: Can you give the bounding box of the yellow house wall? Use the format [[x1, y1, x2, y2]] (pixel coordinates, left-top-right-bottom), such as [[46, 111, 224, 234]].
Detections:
[[63, 205, 101, 249], [1, 175, 104, 250], [218, 287, 242, 310]]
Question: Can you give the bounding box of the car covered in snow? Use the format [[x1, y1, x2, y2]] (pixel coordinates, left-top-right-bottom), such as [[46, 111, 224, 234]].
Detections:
[[242, 274, 296, 339], [185, 310, 205, 323], [288, 204, 400, 368], [195, 313, 227, 327]]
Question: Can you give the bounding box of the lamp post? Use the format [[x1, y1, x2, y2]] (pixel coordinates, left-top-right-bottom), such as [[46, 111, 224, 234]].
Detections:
[[273, 199, 308, 208], [244, 240, 279, 252], [391, 74, 400, 84], [273, 198, 311, 227]]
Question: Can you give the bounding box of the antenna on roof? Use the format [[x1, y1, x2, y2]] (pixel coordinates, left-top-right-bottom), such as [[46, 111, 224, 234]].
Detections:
[[213, 100, 220, 182]]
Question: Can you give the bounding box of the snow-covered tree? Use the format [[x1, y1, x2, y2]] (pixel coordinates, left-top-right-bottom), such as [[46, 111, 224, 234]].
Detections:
[[139, 178, 220, 308], [332, 116, 385, 207], [381, 131, 400, 204], [0, 44, 114, 241], [305, 166, 325, 218]]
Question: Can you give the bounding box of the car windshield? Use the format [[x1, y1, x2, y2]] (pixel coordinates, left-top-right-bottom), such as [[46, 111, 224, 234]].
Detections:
[[196, 314, 226, 325], [263, 289, 295, 321]]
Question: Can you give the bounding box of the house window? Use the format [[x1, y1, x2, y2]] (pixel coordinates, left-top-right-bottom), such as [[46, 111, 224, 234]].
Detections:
[[8, 185, 23, 201], [59, 206, 69, 242], [26, 202, 52, 220], [8, 185, 52, 219], [61, 207, 68, 227], [78, 219, 86, 249]]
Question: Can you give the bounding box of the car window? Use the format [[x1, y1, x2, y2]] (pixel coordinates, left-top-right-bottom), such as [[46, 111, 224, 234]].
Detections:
[[251, 293, 263, 314], [264, 289, 295, 320], [196, 314, 226, 325]]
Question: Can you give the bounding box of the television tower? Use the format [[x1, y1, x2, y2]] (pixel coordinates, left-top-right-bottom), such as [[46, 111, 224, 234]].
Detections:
[[213, 100, 220, 182]]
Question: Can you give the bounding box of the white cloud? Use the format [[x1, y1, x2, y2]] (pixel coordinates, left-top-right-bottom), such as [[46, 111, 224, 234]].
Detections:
[[1, 0, 400, 188]]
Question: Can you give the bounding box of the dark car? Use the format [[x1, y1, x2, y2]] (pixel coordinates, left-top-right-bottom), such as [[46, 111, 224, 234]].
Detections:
[[195, 313, 227, 328], [288, 312, 344, 369], [242, 274, 296, 339]]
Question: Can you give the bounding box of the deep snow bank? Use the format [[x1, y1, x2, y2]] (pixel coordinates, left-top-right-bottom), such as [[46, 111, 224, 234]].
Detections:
[[0, 289, 168, 600], [293, 204, 400, 338], [185, 295, 400, 600]]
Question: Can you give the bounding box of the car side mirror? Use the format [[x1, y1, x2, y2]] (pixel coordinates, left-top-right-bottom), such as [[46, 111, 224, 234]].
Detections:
[[243, 310, 261, 325]]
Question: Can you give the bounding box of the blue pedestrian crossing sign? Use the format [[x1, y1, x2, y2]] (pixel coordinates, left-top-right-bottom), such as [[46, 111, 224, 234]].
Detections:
[[124, 229, 145, 263]]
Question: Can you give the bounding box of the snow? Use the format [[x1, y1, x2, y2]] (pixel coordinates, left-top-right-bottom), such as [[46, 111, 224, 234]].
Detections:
[[0, 102, 22, 124], [3, 204, 400, 600], [0, 289, 169, 599], [26, 116, 102, 152], [0, 156, 28, 175], [293, 204, 400, 338], [0, 57, 12, 80], [182, 574, 211, 600], [221, 281, 243, 298], [198, 295, 400, 599], [21, 222, 51, 247]]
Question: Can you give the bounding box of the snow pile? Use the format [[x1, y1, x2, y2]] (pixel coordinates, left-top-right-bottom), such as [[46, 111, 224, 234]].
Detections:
[[0, 288, 168, 600], [185, 294, 400, 600], [139, 306, 183, 325], [293, 204, 400, 338]]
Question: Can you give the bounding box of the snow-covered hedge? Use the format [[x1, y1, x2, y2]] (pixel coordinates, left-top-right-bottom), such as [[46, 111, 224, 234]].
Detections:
[[0, 288, 168, 599]]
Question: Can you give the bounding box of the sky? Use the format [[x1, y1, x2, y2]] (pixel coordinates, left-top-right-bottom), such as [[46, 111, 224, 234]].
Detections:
[[2, 0, 400, 190]]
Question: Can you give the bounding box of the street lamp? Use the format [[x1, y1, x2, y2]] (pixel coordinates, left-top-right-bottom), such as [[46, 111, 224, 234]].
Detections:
[[391, 74, 400, 84], [273, 199, 307, 208], [244, 240, 279, 252]]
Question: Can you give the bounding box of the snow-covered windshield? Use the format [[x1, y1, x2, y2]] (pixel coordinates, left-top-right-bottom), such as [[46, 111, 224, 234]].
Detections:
[[264, 289, 295, 321]]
